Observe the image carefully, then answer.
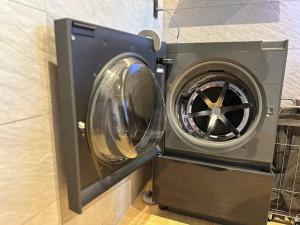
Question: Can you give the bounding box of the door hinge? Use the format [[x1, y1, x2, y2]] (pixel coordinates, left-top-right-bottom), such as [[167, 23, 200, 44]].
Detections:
[[78, 121, 86, 137], [156, 58, 175, 79], [267, 108, 274, 117], [156, 65, 164, 74], [156, 58, 176, 65]]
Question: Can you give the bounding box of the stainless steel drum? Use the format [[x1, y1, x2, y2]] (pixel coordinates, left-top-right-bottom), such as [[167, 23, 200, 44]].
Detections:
[[167, 60, 267, 152]]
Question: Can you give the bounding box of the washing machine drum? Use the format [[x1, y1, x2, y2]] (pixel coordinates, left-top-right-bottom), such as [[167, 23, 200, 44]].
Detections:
[[87, 54, 165, 164], [167, 60, 267, 152]]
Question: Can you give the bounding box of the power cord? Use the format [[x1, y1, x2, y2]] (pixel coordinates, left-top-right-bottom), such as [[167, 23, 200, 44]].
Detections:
[[157, 8, 181, 42]]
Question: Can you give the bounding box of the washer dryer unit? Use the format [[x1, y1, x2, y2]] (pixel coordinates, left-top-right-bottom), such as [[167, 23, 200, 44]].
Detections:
[[54, 18, 288, 224], [164, 42, 287, 170]]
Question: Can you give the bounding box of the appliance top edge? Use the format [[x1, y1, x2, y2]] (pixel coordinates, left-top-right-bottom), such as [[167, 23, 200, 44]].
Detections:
[[167, 40, 288, 53], [54, 18, 152, 42]]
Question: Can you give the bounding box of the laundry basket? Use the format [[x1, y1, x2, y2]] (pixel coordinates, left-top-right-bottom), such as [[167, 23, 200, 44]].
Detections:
[[269, 99, 300, 224]]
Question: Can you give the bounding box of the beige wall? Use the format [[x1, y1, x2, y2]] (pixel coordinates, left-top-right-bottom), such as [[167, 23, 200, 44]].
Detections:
[[163, 0, 300, 101], [0, 0, 162, 225]]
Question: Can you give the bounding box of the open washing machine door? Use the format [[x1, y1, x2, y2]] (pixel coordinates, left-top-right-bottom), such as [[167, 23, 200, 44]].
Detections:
[[87, 53, 165, 164], [54, 19, 166, 213]]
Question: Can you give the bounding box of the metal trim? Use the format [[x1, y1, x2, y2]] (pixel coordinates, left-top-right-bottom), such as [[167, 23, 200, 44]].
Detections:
[[54, 19, 82, 213]]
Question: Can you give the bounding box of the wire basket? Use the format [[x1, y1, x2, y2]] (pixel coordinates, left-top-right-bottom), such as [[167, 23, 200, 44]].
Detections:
[[269, 99, 300, 224]]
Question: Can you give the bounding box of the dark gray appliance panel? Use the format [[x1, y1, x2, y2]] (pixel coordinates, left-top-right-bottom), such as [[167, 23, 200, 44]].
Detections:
[[54, 18, 166, 213], [153, 156, 273, 225]]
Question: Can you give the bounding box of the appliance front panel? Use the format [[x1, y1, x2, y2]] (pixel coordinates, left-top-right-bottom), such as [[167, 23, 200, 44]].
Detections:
[[165, 41, 288, 170], [153, 156, 274, 225]]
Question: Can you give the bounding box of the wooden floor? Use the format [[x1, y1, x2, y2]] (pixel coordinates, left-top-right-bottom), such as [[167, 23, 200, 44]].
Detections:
[[120, 185, 291, 225]]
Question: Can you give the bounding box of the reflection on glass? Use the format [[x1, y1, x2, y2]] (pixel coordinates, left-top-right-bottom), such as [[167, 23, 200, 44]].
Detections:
[[88, 56, 165, 164]]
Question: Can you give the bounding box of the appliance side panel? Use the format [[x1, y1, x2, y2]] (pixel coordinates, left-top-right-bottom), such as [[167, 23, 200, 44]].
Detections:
[[153, 156, 273, 225], [54, 19, 82, 213], [157, 42, 167, 153]]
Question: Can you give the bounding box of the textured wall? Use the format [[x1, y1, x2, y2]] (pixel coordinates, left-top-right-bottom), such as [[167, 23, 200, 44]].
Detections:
[[0, 0, 162, 225], [163, 0, 300, 101]]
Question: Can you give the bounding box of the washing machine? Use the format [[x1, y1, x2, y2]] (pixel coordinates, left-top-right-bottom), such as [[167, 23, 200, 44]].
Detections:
[[164, 42, 288, 170], [153, 42, 288, 225], [54, 18, 288, 225]]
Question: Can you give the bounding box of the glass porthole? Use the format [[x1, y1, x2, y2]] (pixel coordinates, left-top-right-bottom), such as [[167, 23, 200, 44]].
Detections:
[[87, 53, 165, 163]]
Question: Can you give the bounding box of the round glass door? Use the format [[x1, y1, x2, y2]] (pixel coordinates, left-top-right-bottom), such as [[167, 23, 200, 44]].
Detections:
[[87, 53, 165, 164]]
